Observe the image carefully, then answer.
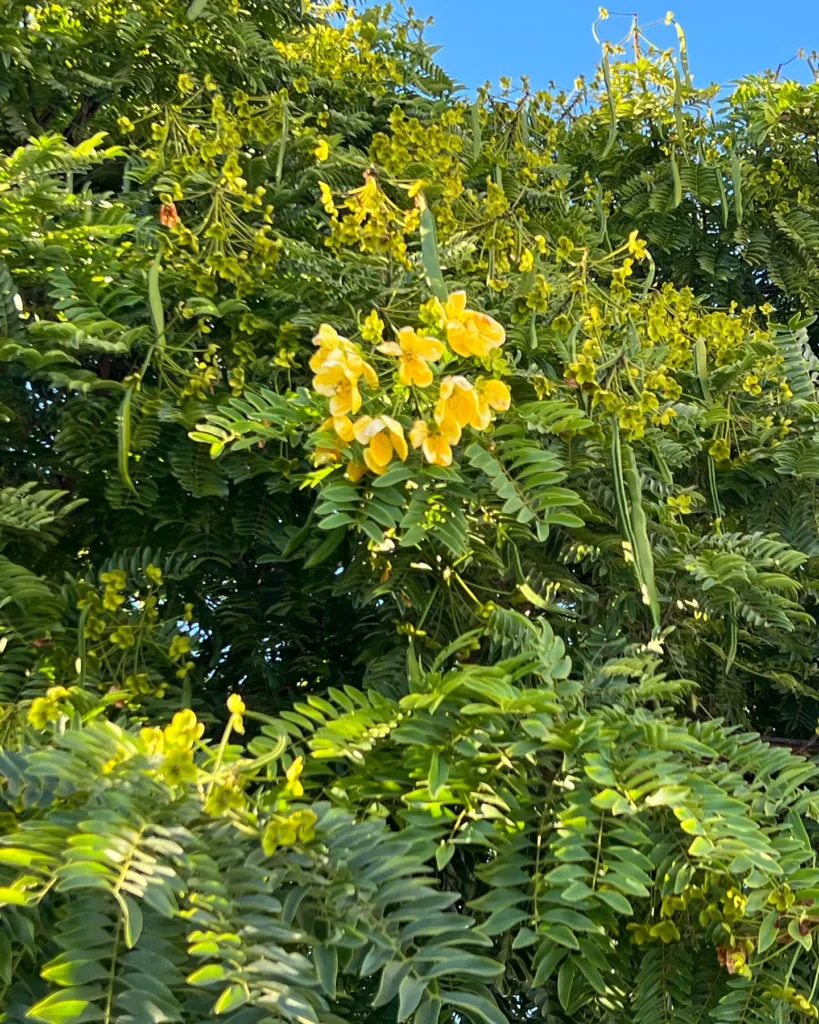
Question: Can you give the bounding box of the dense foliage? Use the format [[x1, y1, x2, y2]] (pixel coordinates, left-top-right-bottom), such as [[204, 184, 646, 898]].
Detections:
[[4, 2, 819, 1021]]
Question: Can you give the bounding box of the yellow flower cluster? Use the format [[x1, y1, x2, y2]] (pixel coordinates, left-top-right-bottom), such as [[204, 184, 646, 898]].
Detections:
[[559, 280, 791, 440], [311, 323, 378, 417], [321, 172, 419, 267], [28, 687, 72, 730], [261, 809, 318, 855], [140, 709, 204, 785], [309, 294, 511, 476]]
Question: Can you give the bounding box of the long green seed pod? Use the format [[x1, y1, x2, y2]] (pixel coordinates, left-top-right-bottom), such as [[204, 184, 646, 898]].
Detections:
[[622, 443, 661, 634], [118, 386, 137, 495]]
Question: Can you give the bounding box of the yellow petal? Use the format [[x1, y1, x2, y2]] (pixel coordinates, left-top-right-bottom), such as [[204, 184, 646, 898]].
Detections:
[[346, 460, 367, 482], [333, 415, 355, 443], [409, 420, 428, 448], [483, 379, 511, 410], [369, 430, 394, 467], [314, 324, 341, 348], [352, 415, 375, 444], [446, 321, 473, 358], [423, 435, 452, 466], [470, 400, 492, 431], [361, 360, 379, 389], [363, 447, 388, 475], [415, 335, 445, 361], [437, 415, 462, 445], [400, 356, 433, 388], [396, 326, 417, 353], [446, 291, 468, 320], [474, 312, 505, 347], [377, 342, 403, 356], [382, 416, 408, 461]]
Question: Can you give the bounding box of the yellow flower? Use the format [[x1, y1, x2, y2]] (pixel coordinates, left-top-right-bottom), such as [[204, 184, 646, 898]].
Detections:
[[360, 309, 385, 343], [318, 181, 337, 216], [311, 325, 379, 412], [314, 138, 330, 162], [205, 782, 244, 817], [556, 236, 575, 261], [476, 378, 511, 427], [161, 748, 197, 785], [285, 755, 305, 797], [261, 809, 317, 855], [410, 417, 461, 467], [742, 373, 762, 395], [310, 325, 378, 384], [140, 726, 165, 757], [667, 493, 693, 515], [567, 354, 597, 386], [519, 249, 534, 272], [353, 415, 409, 475], [435, 375, 484, 430], [377, 327, 446, 387], [27, 687, 71, 730], [168, 634, 192, 661], [627, 230, 648, 261], [309, 324, 355, 372], [117, 115, 135, 133], [101, 569, 127, 590], [709, 437, 731, 461], [227, 693, 246, 734], [312, 414, 355, 467], [313, 359, 363, 417], [436, 292, 505, 359], [111, 625, 135, 649], [145, 564, 163, 586], [177, 72, 195, 93], [163, 709, 204, 752]]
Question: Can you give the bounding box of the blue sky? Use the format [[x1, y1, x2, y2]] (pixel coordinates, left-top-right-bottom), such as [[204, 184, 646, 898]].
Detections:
[[400, 1, 817, 93]]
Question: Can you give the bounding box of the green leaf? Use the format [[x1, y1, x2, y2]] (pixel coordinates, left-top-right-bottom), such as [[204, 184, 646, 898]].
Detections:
[[415, 992, 442, 1024], [540, 924, 579, 950], [758, 909, 779, 953], [373, 962, 412, 1008], [575, 955, 607, 994], [214, 983, 248, 1014], [314, 945, 337, 999], [442, 990, 506, 1024], [557, 958, 576, 1011], [117, 891, 143, 949], [188, 964, 229, 987], [0, 886, 28, 905], [398, 975, 427, 1021], [41, 955, 109, 987], [428, 751, 449, 799], [186, 0, 209, 18], [27, 986, 104, 1023]]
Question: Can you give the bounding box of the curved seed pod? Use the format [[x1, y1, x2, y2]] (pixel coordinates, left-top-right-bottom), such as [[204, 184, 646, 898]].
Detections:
[[118, 386, 137, 495], [601, 51, 618, 159], [418, 196, 447, 303], [147, 252, 165, 349], [731, 151, 743, 225], [670, 148, 682, 208], [623, 443, 661, 634]]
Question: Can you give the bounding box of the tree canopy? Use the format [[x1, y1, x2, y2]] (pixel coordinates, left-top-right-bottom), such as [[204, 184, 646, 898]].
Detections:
[[3, 3, 819, 1022]]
